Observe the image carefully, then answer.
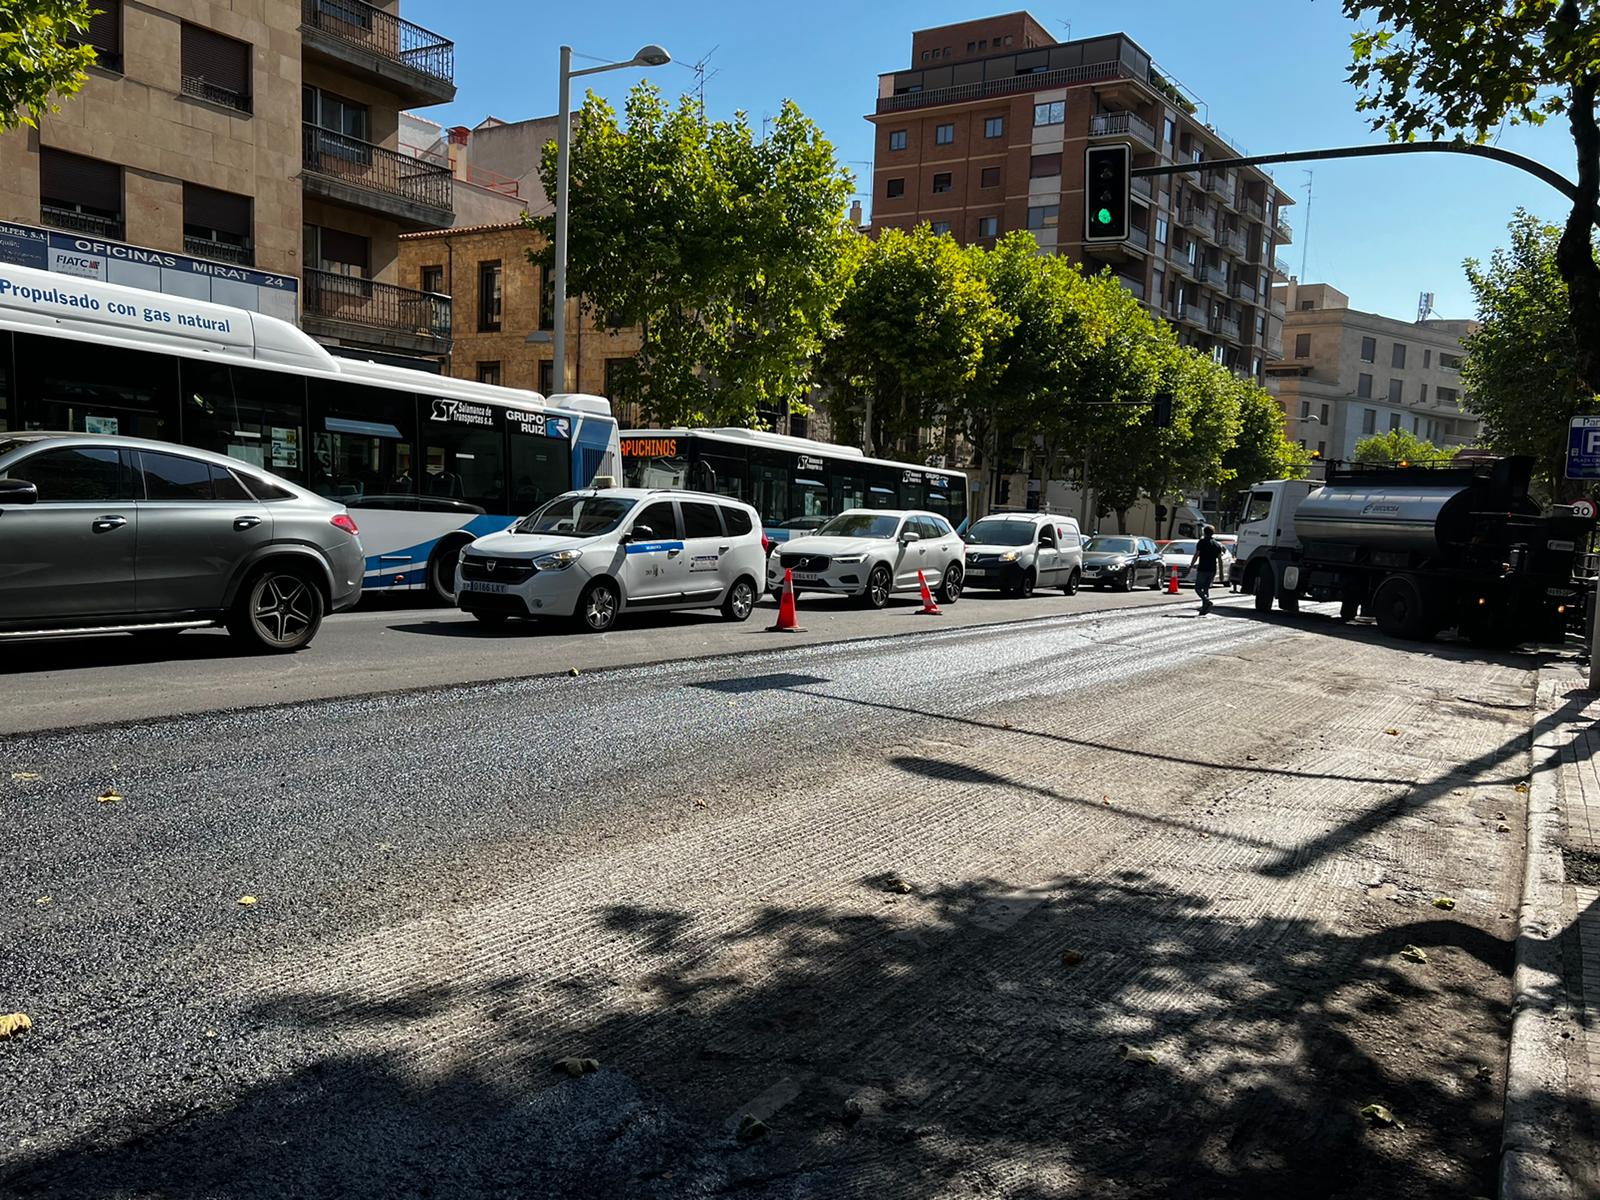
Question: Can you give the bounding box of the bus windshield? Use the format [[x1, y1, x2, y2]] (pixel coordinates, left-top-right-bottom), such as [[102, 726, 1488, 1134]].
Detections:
[[817, 512, 901, 539], [966, 519, 1036, 546], [514, 494, 634, 537], [1085, 536, 1137, 554]]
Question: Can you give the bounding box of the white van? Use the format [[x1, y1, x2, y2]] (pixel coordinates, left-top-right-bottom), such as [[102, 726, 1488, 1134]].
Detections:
[[456, 489, 766, 632], [963, 511, 1084, 597]]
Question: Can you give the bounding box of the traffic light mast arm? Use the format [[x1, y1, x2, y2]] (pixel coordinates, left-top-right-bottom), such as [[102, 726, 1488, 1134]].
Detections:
[[1132, 141, 1583, 215]]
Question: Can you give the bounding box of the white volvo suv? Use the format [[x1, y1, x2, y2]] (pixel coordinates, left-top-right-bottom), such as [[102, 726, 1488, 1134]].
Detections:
[[456, 488, 767, 632], [766, 509, 965, 608]]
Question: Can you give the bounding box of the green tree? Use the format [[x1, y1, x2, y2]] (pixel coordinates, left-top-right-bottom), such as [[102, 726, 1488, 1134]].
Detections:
[[1462, 209, 1594, 496], [819, 225, 1009, 459], [1342, 0, 1600, 395], [1223, 383, 1311, 488], [0, 0, 96, 132], [534, 84, 854, 427], [1352, 427, 1456, 465]]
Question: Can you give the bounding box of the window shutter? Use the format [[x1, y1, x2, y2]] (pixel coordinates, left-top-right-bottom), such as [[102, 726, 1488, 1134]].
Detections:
[[320, 228, 369, 271], [183, 185, 251, 238], [39, 149, 121, 212], [87, 1, 121, 57], [182, 25, 250, 96]]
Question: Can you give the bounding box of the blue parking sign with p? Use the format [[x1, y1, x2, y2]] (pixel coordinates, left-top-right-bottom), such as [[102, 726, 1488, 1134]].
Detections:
[[1568, 416, 1600, 479]]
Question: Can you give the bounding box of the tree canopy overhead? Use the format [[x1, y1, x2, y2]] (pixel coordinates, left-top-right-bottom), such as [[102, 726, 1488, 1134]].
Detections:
[[0, 0, 96, 132]]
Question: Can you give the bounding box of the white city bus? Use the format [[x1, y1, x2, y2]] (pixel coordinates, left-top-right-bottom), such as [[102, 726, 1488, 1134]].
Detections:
[[619, 427, 970, 542], [0, 262, 620, 601]]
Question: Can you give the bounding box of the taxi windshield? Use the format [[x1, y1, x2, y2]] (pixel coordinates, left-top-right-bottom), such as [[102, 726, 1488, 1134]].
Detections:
[[966, 519, 1036, 546], [817, 513, 901, 539], [1085, 536, 1137, 554], [514, 494, 634, 537]]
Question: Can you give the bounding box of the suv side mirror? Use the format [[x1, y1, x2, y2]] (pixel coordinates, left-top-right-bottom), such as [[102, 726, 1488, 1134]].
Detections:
[[0, 478, 38, 506], [899, 531, 921, 545]]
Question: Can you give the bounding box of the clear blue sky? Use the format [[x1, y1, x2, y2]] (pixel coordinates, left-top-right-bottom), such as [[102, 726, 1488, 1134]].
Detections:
[[405, 0, 1579, 323]]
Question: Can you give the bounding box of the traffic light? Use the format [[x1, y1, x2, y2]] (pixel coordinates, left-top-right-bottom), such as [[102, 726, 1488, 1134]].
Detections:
[[1084, 144, 1131, 242], [1152, 391, 1174, 427]]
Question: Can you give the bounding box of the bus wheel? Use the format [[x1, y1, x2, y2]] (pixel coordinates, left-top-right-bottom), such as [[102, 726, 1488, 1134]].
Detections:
[[426, 540, 467, 606]]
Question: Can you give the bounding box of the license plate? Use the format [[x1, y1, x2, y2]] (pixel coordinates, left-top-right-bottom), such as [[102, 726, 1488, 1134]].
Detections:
[[794, 572, 822, 583], [464, 581, 509, 593], [967, 568, 989, 578]]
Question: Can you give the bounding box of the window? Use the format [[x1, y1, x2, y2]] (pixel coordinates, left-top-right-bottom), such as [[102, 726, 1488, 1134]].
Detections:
[[476, 361, 501, 386], [1027, 204, 1059, 230], [1294, 332, 1311, 358], [967, 41, 976, 52], [420, 265, 444, 294], [977, 216, 999, 237], [180, 361, 306, 482], [1413, 416, 1421, 433], [1389, 413, 1401, 432], [935, 123, 955, 144], [1155, 217, 1168, 245], [181, 24, 252, 112], [1437, 386, 1459, 404], [304, 86, 368, 140], [932, 172, 952, 193], [1319, 404, 1329, 424], [1419, 383, 1428, 403], [1391, 342, 1407, 369], [1362, 409, 1376, 435], [182, 184, 252, 263], [1359, 336, 1376, 363], [75, 0, 122, 71], [5, 446, 132, 501], [984, 116, 1004, 138], [633, 500, 678, 538], [1299, 401, 1311, 418], [539, 264, 555, 331], [681, 500, 723, 539], [1357, 373, 1373, 398], [1423, 348, 1432, 368], [1164, 117, 1175, 144], [1033, 100, 1065, 126], [1387, 378, 1403, 403], [720, 506, 753, 536], [980, 166, 1000, 188], [423, 397, 506, 512], [306, 380, 416, 503], [38, 148, 122, 237], [16, 333, 177, 440], [139, 451, 216, 501], [1317, 441, 1326, 457], [1439, 352, 1463, 370], [1029, 153, 1061, 178], [889, 129, 907, 151], [538, 360, 554, 394], [885, 177, 905, 198], [930, 221, 952, 235], [476, 261, 502, 332], [1299, 299, 1314, 310], [304, 224, 369, 277]]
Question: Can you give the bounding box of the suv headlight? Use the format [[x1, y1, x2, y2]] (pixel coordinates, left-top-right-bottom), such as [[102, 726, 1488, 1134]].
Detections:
[[833, 553, 866, 564], [534, 549, 582, 570]]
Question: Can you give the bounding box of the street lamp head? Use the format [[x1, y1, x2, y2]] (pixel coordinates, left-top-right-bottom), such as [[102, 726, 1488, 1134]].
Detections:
[[632, 44, 671, 67]]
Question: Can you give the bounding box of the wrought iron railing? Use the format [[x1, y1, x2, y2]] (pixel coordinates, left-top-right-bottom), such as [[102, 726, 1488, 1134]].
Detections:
[[184, 236, 254, 265], [1240, 197, 1266, 222], [1132, 174, 1152, 199], [1129, 225, 1150, 250], [1218, 226, 1247, 255], [300, 0, 454, 86], [40, 205, 122, 239], [1118, 275, 1146, 300], [1209, 313, 1242, 341], [1180, 204, 1213, 236], [182, 76, 251, 113], [1275, 216, 1294, 242], [877, 59, 1140, 114], [302, 124, 452, 211], [303, 268, 451, 341], [1230, 276, 1257, 304], [1089, 110, 1157, 146]]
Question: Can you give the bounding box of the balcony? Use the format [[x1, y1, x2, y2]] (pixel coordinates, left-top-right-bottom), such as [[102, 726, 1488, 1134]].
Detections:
[[878, 59, 1147, 114], [1240, 197, 1266, 223], [1117, 274, 1146, 301], [40, 204, 122, 239], [1230, 275, 1257, 305], [1180, 204, 1213, 238], [1275, 216, 1294, 243], [1201, 170, 1232, 200], [1208, 312, 1242, 342], [1198, 261, 1227, 286], [1271, 298, 1287, 320], [301, 124, 453, 229], [1170, 302, 1204, 327], [1264, 336, 1284, 359], [300, 0, 455, 106], [1131, 174, 1153, 202], [1089, 110, 1158, 150], [183, 235, 253, 266], [300, 268, 451, 357], [181, 75, 251, 113]]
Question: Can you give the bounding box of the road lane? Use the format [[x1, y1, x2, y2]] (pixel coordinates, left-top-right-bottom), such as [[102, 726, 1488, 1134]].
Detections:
[[0, 599, 1537, 1197], [0, 582, 1206, 733]]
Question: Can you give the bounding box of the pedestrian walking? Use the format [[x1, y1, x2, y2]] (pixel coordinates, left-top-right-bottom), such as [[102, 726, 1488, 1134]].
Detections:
[[1190, 526, 1223, 614]]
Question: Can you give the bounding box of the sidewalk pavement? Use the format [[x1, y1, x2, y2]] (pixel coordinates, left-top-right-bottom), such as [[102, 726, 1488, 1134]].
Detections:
[[1508, 664, 1600, 1198]]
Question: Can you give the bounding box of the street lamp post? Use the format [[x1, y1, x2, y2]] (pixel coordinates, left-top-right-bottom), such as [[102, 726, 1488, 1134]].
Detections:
[[552, 42, 671, 395]]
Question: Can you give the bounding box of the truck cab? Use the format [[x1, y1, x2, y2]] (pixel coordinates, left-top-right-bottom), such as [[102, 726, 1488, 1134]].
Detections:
[[1231, 479, 1314, 590]]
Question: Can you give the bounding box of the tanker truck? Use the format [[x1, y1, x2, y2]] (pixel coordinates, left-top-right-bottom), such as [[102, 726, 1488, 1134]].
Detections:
[[1229, 456, 1592, 645]]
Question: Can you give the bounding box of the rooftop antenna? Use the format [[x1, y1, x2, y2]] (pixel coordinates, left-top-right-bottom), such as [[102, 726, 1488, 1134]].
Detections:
[[1416, 291, 1439, 322], [1298, 169, 1313, 281], [689, 45, 720, 114], [1057, 19, 1072, 40]]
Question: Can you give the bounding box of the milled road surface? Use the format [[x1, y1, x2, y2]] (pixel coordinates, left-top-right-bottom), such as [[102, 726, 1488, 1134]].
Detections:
[[0, 599, 1540, 1198]]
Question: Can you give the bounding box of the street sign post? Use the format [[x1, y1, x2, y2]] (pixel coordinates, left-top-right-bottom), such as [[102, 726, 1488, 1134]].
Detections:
[[1566, 415, 1600, 479]]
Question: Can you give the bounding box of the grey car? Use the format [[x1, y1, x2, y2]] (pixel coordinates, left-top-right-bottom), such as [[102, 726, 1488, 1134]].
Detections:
[[0, 433, 364, 652], [1080, 534, 1166, 591]]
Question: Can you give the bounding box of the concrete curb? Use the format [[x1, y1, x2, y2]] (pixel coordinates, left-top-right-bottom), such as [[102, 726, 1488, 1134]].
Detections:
[[1501, 678, 1578, 1200]]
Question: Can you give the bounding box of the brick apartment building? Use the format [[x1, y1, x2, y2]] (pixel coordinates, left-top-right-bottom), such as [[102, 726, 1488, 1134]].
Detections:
[[0, 0, 461, 369], [868, 12, 1295, 383]]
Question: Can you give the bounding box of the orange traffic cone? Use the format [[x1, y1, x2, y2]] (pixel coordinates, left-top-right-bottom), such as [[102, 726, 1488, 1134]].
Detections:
[[1167, 567, 1180, 594], [916, 569, 942, 616], [768, 568, 804, 632]]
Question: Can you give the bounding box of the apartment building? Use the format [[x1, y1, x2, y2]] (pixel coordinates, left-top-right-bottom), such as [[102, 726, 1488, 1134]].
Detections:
[[1266, 281, 1481, 461], [0, 0, 459, 369], [867, 12, 1295, 382]]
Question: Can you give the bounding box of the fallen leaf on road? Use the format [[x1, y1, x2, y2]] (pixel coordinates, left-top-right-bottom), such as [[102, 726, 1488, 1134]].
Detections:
[[567, 668, 580, 677], [1493, 811, 1507, 821], [737, 1114, 769, 1142], [0, 1013, 32, 1038], [1245, 753, 1258, 762], [1102, 795, 1111, 806], [553, 1056, 599, 1077], [876, 872, 913, 895], [97, 789, 122, 804], [1383, 728, 1400, 736], [1060, 950, 1085, 968], [693, 798, 708, 810], [237, 895, 257, 907], [1359, 1103, 1403, 1130], [1497, 823, 1511, 833], [1474, 1065, 1493, 1082], [204, 1030, 217, 1039], [1120, 1043, 1159, 1065], [35, 896, 50, 906], [1432, 896, 1456, 910], [10, 772, 39, 782], [1399, 945, 1428, 963], [1514, 781, 1530, 794]]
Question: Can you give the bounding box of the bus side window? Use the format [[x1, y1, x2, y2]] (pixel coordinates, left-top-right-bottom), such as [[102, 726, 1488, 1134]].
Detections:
[[752, 462, 788, 525], [308, 379, 418, 504], [0, 331, 10, 432], [423, 397, 505, 513], [182, 361, 307, 483], [832, 474, 865, 514], [508, 418, 572, 513], [15, 331, 178, 441]]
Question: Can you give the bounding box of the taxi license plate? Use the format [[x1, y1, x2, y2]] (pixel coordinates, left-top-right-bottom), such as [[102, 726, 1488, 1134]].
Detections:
[[464, 581, 509, 594], [794, 572, 822, 583]]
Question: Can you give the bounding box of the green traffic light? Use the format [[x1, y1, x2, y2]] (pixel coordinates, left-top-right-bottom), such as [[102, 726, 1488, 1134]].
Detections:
[[1097, 208, 1112, 225]]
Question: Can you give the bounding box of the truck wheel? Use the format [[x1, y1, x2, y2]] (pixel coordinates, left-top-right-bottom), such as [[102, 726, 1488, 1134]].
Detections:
[[1338, 595, 1361, 623], [1371, 575, 1431, 640], [1252, 568, 1274, 613], [1278, 593, 1299, 614]]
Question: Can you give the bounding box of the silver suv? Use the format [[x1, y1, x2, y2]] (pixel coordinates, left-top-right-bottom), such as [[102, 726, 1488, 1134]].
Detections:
[[0, 433, 364, 652]]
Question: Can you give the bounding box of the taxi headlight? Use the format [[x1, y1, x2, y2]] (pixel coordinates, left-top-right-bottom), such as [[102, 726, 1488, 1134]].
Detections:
[[998, 550, 1019, 562], [534, 549, 582, 570]]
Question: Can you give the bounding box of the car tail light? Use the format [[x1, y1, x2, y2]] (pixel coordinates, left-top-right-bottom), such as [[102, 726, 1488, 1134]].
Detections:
[[330, 513, 359, 536], [761, 534, 772, 555]]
